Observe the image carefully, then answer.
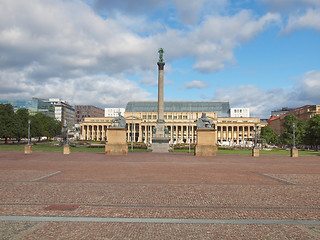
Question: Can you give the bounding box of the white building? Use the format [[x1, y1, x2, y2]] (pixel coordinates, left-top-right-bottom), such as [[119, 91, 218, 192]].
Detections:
[[230, 108, 250, 118], [105, 108, 125, 117], [47, 98, 75, 128]]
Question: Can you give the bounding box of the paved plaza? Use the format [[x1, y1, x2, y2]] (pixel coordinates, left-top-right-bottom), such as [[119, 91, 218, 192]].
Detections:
[[0, 151, 320, 239]]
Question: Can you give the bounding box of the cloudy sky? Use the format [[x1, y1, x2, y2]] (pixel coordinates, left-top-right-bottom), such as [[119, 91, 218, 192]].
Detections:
[[0, 0, 319, 118]]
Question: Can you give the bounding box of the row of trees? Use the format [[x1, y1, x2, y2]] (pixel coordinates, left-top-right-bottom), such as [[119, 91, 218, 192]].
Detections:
[[261, 114, 320, 149], [0, 104, 61, 143]]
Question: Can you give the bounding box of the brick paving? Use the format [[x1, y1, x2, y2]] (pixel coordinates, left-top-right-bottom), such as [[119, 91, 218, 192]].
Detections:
[[0, 151, 320, 239]]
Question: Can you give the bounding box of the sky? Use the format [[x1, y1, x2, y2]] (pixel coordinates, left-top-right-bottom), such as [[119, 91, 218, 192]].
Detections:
[[0, 0, 319, 118]]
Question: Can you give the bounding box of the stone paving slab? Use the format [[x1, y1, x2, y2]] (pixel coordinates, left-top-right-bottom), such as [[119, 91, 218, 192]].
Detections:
[[1, 221, 319, 239], [0, 151, 320, 239]]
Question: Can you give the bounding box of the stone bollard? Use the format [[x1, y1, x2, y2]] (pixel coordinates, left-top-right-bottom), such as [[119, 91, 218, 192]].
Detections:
[[63, 145, 70, 155], [24, 145, 32, 154], [252, 147, 259, 157], [291, 148, 298, 158]]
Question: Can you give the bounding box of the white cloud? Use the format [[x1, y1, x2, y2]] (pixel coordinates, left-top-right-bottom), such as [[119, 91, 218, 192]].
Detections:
[[261, 0, 320, 10], [212, 70, 320, 118], [297, 70, 320, 102], [186, 80, 209, 89], [0, 0, 283, 107], [283, 8, 320, 33]]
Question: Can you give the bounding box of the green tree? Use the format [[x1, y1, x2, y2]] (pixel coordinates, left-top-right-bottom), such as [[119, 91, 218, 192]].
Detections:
[[260, 125, 278, 144], [304, 115, 320, 150], [31, 113, 61, 141], [280, 114, 305, 146], [14, 108, 30, 142], [0, 104, 15, 144]]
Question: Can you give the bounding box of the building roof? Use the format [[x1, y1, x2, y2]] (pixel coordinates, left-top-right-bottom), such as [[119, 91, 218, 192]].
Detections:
[[125, 101, 230, 117]]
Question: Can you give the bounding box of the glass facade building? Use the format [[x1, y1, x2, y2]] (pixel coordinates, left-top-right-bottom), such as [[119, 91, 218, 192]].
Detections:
[[0, 98, 55, 117]]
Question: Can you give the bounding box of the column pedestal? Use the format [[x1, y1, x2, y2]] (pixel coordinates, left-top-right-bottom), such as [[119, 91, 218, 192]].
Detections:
[[195, 129, 217, 156], [151, 120, 169, 153], [105, 128, 128, 155]]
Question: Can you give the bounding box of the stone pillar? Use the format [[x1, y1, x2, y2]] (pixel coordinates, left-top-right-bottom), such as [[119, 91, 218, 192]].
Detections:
[[157, 61, 165, 121], [195, 129, 218, 156], [152, 49, 170, 152]]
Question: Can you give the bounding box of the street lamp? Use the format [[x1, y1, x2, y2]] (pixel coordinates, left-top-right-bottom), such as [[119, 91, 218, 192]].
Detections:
[[293, 123, 296, 149], [254, 123, 258, 148], [27, 120, 31, 145]]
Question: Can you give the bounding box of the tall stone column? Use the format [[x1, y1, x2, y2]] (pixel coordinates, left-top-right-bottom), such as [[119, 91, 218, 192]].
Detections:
[[157, 61, 165, 121], [152, 48, 170, 153]]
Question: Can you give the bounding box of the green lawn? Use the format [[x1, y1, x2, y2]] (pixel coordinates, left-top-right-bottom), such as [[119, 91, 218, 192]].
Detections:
[[0, 142, 319, 156]]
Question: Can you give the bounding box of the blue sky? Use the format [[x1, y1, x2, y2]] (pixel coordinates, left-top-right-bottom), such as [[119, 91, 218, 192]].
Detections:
[[0, 0, 319, 118]]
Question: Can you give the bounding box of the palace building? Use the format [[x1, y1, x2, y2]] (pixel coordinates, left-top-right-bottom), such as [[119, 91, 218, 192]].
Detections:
[[80, 101, 265, 146]]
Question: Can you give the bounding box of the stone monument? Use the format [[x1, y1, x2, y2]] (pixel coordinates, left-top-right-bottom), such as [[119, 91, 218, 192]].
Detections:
[[151, 48, 170, 152], [195, 113, 217, 156], [105, 113, 128, 155]]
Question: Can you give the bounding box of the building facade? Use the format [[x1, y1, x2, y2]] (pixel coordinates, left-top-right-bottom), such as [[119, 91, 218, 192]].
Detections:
[[105, 108, 125, 117], [230, 108, 250, 118], [0, 98, 55, 117], [47, 99, 75, 128], [75, 105, 104, 123], [80, 101, 264, 146], [269, 105, 320, 135]]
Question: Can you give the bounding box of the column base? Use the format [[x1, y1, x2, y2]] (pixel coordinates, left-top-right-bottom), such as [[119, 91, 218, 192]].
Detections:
[[151, 138, 170, 153]]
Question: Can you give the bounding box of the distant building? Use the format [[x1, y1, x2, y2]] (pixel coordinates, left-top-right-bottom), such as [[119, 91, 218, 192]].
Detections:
[[80, 101, 265, 145], [47, 98, 75, 128], [268, 105, 320, 135], [0, 98, 55, 117], [75, 105, 104, 123], [271, 107, 296, 117], [105, 108, 125, 117], [230, 108, 250, 118]]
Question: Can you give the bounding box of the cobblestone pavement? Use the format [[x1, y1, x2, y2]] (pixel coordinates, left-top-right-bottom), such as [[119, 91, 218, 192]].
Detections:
[[0, 151, 320, 239]]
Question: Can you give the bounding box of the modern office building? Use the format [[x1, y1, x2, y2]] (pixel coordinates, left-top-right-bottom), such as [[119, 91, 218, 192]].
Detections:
[[0, 98, 55, 117], [80, 101, 263, 145], [46, 99, 75, 128], [75, 105, 104, 123]]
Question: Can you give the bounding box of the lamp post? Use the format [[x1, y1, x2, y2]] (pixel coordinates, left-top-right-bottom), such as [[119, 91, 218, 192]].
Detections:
[[27, 119, 31, 145], [132, 111, 134, 152], [254, 123, 258, 148], [293, 123, 296, 149]]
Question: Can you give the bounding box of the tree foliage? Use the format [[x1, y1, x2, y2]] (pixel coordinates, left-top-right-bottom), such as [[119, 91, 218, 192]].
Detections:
[[304, 115, 320, 149], [261, 125, 278, 144], [0, 104, 61, 143], [0, 104, 16, 143]]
